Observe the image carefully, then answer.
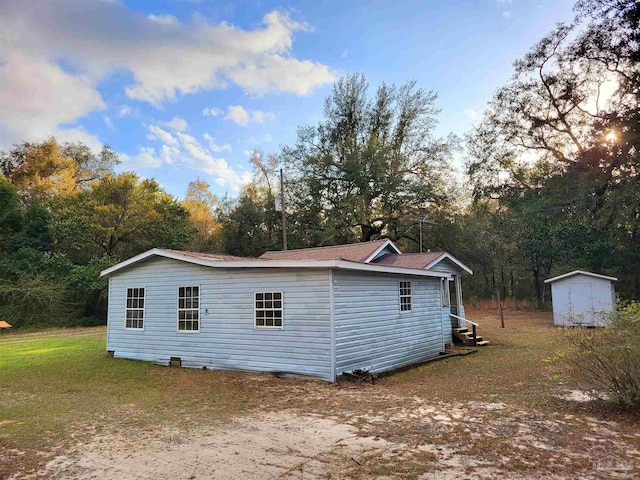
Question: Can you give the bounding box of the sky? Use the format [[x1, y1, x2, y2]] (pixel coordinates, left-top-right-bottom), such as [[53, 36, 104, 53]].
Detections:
[[0, 0, 577, 198]]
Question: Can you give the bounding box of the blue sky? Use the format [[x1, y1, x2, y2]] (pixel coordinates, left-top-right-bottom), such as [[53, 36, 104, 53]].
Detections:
[[0, 0, 576, 198]]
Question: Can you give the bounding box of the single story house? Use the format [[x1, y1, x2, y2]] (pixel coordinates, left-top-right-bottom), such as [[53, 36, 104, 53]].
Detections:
[[545, 270, 617, 326], [101, 239, 473, 381]]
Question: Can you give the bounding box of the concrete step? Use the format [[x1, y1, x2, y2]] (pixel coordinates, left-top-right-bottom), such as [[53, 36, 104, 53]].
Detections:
[[476, 340, 490, 346]]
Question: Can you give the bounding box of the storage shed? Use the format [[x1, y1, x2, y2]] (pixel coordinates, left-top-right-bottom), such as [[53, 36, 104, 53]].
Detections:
[[545, 270, 617, 326]]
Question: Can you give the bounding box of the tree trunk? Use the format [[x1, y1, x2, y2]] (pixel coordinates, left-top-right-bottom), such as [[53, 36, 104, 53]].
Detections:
[[533, 269, 542, 308]]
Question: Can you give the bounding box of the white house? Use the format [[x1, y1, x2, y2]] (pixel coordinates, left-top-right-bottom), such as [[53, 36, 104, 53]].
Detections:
[[545, 270, 617, 327], [100, 239, 473, 381]]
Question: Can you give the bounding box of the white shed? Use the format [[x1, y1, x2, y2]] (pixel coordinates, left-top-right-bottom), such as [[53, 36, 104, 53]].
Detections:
[[545, 270, 617, 326]]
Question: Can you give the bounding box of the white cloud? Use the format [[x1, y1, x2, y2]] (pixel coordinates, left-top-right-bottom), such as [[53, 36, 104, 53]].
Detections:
[[160, 116, 188, 131], [245, 134, 273, 144], [0, 2, 334, 147], [147, 14, 178, 25], [225, 105, 275, 126], [147, 125, 178, 146], [203, 133, 232, 153], [464, 108, 479, 120], [251, 110, 276, 124], [127, 123, 250, 191], [225, 106, 251, 126], [203, 107, 223, 117], [496, 0, 512, 4], [104, 116, 115, 131], [341, 49, 348, 58], [118, 105, 139, 118], [0, 50, 104, 148], [502, 11, 511, 18]]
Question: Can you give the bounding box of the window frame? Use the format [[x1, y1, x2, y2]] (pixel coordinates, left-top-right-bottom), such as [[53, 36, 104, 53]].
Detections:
[[254, 291, 284, 330], [125, 287, 146, 330], [177, 285, 201, 334], [399, 280, 412, 312]]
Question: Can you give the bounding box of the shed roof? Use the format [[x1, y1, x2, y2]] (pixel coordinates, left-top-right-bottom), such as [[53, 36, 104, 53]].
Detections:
[[544, 270, 618, 284], [259, 239, 399, 262]]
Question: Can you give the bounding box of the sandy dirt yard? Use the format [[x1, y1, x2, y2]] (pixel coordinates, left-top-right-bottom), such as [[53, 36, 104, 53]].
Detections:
[[4, 310, 640, 479], [39, 390, 639, 480]]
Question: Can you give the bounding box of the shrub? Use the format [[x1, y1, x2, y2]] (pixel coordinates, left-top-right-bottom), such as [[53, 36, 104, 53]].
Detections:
[[564, 302, 640, 406], [0, 275, 80, 328]]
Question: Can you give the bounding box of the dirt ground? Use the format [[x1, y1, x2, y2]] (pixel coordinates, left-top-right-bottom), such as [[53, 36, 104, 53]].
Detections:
[[7, 310, 640, 479]]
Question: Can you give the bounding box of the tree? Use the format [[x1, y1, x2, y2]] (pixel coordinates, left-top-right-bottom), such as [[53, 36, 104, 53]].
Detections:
[[0, 138, 118, 204], [51, 172, 195, 262], [0, 175, 22, 254], [283, 74, 453, 243], [182, 178, 222, 252], [466, 0, 640, 300]]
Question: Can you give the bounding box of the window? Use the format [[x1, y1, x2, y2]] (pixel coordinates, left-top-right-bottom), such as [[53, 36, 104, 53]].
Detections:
[[125, 288, 145, 329], [441, 279, 450, 307], [178, 286, 200, 332], [399, 281, 412, 311], [255, 292, 283, 328]]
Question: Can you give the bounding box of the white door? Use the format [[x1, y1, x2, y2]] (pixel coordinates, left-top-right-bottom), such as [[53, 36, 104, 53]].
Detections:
[[568, 283, 594, 325]]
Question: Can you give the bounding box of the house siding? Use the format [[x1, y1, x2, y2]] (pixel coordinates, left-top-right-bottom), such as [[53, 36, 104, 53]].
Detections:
[[333, 270, 445, 376], [441, 307, 453, 343], [427, 258, 461, 275], [107, 257, 333, 380]]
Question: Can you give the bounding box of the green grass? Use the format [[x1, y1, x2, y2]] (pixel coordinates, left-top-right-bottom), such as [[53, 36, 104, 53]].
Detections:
[[0, 331, 258, 476], [2, 311, 638, 478]]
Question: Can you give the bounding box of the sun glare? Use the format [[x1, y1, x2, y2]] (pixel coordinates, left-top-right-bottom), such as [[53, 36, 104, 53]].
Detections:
[[604, 130, 618, 143]]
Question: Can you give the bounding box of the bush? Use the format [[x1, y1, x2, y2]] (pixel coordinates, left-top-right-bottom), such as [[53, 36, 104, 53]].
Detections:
[[0, 275, 80, 328], [564, 302, 640, 406]]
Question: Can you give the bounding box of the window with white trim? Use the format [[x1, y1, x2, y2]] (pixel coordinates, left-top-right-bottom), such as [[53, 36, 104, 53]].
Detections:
[[255, 292, 283, 328], [399, 281, 412, 311], [178, 286, 200, 332], [125, 287, 145, 329]]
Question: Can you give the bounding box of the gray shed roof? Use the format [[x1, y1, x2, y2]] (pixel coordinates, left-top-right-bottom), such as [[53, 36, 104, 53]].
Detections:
[[544, 270, 618, 284]]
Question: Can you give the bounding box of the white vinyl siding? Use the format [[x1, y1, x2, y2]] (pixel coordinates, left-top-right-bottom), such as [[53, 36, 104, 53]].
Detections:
[[107, 257, 332, 380], [333, 271, 444, 376]]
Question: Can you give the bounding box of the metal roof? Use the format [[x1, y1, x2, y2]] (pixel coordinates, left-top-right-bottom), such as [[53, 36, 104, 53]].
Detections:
[[544, 270, 618, 284]]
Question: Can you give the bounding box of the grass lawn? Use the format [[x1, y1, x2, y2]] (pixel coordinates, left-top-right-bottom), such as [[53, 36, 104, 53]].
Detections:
[[0, 330, 262, 477], [1, 310, 639, 479]]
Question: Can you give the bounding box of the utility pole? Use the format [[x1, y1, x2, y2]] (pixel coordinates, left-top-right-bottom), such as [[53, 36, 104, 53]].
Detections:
[[280, 168, 287, 251]]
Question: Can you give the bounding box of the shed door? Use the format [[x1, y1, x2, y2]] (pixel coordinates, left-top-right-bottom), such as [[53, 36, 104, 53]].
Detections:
[[568, 283, 594, 324]]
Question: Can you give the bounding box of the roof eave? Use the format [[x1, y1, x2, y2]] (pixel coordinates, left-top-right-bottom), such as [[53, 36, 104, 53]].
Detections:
[[544, 270, 618, 283], [363, 239, 402, 263], [424, 252, 473, 276], [100, 248, 451, 278]]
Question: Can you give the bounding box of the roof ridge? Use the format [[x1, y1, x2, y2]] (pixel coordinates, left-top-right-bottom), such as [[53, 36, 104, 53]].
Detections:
[[261, 238, 390, 254]]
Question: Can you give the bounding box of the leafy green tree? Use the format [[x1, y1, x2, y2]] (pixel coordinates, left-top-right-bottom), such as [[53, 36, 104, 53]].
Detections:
[[51, 172, 195, 262], [283, 74, 453, 243], [0, 138, 118, 204]]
